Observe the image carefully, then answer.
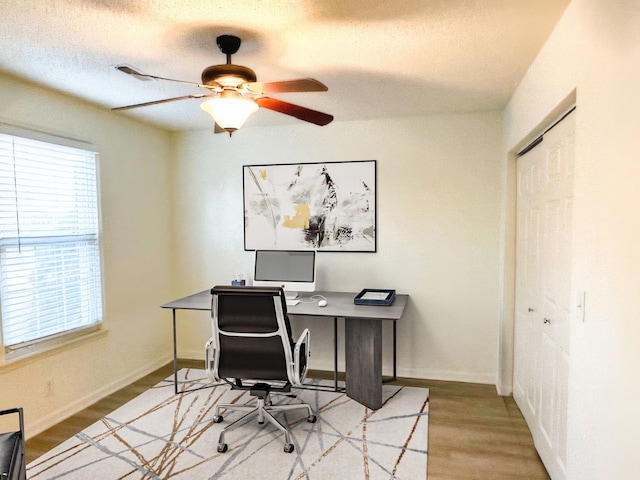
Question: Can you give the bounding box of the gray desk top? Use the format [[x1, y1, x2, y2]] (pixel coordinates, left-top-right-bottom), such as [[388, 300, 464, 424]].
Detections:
[[161, 289, 408, 321], [291, 291, 407, 320], [160, 289, 212, 310]]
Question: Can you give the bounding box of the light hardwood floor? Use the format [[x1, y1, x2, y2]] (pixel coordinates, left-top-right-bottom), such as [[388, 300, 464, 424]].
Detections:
[[25, 360, 549, 479]]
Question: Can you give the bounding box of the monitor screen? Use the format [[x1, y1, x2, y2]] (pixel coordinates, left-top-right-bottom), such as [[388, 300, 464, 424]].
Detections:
[[253, 250, 316, 296]]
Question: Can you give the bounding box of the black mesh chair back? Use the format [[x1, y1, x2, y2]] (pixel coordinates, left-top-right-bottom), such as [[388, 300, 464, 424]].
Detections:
[[213, 286, 295, 382]]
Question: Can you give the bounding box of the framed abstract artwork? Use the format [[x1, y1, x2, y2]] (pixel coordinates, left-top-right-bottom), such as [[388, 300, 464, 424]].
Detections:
[[243, 160, 376, 252]]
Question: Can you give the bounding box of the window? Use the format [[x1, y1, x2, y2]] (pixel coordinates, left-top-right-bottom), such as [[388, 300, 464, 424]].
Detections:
[[0, 130, 103, 356]]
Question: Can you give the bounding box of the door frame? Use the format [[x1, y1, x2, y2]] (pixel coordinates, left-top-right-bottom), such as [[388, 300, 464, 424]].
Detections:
[[497, 91, 577, 396]]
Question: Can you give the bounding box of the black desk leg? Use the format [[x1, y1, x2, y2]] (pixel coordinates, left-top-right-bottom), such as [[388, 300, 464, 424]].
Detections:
[[334, 316, 338, 392], [393, 320, 397, 380], [383, 320, 398, 384], [172, 309, 178, 395]]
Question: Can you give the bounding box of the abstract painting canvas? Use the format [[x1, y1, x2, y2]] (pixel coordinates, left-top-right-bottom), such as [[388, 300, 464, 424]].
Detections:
[[244, 160, 376, 251]]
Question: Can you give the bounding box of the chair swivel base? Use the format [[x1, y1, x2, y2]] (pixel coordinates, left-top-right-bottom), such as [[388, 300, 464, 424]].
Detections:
[[213, 387, 316, 454]]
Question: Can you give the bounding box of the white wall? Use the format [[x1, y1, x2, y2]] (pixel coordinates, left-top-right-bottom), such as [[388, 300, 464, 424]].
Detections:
[[0, 73, 174, 436], [171, 112, 504, 384], [503, 0, 640, 477]]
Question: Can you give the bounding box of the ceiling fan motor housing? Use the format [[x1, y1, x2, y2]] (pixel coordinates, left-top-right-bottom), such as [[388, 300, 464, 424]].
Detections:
[[216, 35, 241, 55], [201, 64, 257, 87]]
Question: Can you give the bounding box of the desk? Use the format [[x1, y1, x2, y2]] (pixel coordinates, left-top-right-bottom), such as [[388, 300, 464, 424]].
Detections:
[[161, 290, 408, 410]]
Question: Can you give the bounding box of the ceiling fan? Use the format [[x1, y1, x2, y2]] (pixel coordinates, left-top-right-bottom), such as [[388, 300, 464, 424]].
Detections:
[[113, 34, 334, 135]]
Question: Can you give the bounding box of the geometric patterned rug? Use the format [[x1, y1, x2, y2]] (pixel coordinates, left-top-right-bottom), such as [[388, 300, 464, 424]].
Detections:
[[27, 369, 428, 479]]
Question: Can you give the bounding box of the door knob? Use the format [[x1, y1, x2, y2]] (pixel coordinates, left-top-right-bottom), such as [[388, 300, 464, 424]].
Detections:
[[528, 308, 535, 312], [543, 318, 551, 324]]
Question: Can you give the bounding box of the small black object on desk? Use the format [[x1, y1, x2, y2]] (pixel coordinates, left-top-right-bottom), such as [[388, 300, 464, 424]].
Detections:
[[354, 288, 396, 306]]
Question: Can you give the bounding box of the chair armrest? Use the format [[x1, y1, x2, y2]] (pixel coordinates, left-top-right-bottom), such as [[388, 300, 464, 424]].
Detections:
[[0, 408, 22, 417], [0, 408, 24, 435], [292, 328, 310, 385], [204, 338, 219, 382]]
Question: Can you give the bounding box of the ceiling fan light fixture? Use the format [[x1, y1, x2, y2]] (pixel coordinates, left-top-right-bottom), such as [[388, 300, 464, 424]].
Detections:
[[200, 90, 258, 133]]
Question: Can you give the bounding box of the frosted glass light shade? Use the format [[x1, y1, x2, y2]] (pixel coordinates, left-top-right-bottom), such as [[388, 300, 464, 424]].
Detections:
[[200, 90, 259, 132]]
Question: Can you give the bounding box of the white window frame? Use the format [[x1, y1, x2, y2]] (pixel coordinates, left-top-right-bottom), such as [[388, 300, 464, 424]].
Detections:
[[0, 124, 104, 364]]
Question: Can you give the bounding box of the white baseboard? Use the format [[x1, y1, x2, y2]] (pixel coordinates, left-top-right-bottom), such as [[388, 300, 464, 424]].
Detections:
[[179, 351, 499, 390], [26, 355, 173, 439], [495, 380, 513, 396], [397, 367, 498, 387], [180, 349, 205, 362]]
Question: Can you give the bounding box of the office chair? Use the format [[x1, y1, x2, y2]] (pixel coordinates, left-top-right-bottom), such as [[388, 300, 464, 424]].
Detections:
[[205, 285, 316, 454]]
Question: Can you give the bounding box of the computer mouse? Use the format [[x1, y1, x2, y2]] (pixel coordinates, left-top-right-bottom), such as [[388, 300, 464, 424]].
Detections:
[[318, 299, 328, 307]]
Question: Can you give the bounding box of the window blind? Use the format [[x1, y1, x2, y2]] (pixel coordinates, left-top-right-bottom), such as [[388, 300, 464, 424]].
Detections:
[[0, 132, 103, 348]]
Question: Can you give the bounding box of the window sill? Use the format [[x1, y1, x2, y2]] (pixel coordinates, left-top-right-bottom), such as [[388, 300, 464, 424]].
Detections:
[[0, 328, 108, 372]]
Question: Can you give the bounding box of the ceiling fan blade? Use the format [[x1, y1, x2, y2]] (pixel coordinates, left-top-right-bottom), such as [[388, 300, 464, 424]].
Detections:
[[243, 78, 328, 95], [256, 97, 333, 126], [115, 65, 220, 90], [112, 93, 209, 111], [116, 65, 153, 81]]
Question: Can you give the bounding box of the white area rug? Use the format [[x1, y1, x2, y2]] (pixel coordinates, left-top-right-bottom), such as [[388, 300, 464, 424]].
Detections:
[[28, 369, 428, 479]]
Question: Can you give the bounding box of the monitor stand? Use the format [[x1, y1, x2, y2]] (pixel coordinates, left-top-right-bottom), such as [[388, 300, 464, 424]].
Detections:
[[284, 290, 299, 300]]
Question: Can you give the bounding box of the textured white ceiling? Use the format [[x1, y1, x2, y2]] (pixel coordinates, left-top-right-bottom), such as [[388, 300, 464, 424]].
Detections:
[[1, 0, 570, 131]]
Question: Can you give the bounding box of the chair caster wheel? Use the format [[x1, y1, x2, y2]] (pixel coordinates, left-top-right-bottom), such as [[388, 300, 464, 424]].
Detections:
[[307, 415, 317, 423], [284, 443, 294, 453], [213, 415, 223, 423], [217, 443, 228, 453]]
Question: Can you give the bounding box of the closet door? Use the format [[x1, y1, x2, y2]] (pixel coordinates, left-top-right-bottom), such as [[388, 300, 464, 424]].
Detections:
[[513, 151, 542, 424], [513, 110, 575, 480]]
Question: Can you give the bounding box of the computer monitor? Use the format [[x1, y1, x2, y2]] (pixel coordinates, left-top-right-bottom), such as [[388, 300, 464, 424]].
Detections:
[[253, 250, 316, 299]]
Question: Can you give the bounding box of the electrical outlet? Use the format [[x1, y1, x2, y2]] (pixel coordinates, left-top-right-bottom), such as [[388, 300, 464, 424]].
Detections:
[[46, 379, 54, 397]]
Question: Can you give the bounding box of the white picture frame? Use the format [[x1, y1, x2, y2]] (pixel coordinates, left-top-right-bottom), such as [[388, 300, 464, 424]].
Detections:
[[243, 160, 376, 252]]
